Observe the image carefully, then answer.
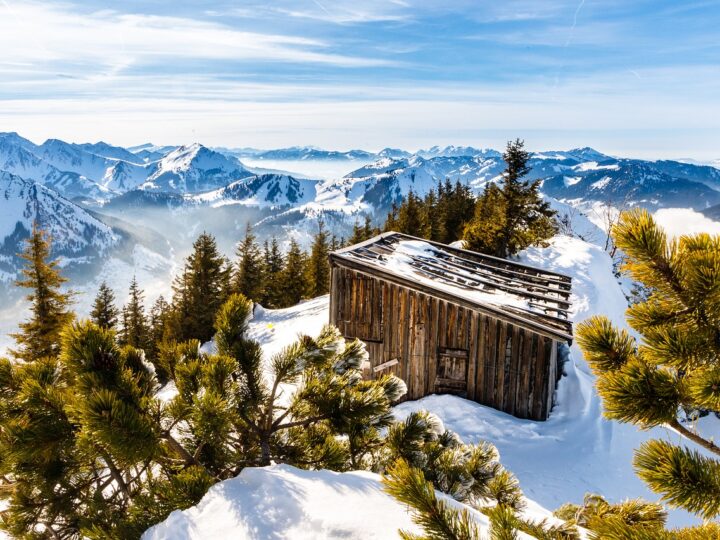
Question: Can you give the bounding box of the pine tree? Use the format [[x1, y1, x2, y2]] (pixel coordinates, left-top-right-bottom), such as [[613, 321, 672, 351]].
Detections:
[[422, 188, 446, 242], [463, 183, 506, 255], [279, 238, 308, 307], [172, 232, 228, 342], [10, 224, 73, 362], [91, 281, 119, 330], [306, 219, 331, 297], [146, 295, 170, 373], [576, 209, 720, 520], [261, 237, 285, 308], [443, 180, 476, 243], [1, 292, 407, 537], [349, 215, 378, 245], [396, 191, 426, 235], [234, 223, 265, 302], [463, 139, 557, 257], [120, 277, 149, 350]]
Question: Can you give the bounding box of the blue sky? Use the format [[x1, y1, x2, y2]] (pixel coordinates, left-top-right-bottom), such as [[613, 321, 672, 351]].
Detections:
[[0, 0, 718, 158]]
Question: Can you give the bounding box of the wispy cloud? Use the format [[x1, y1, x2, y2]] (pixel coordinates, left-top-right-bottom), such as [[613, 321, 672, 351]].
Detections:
[[0, 2, 395, 73], [0, 0, 718, 159]]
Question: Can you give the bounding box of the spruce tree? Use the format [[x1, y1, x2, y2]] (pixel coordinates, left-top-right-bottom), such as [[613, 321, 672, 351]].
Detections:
[[396, 191, 426, 235], [463, 139, 557, 257], [11, 224, 73, 362], [261, 237, 284, 308], [463, 183, 506, 255], [90, 281, 119, 330], [442, 180, 476, 243], [576, 209, 720, 520], [306, 219, 331, 297], [173, 232, 228, 342], [234, 223, 265, 303], [120, 277, 149, 350], [349, 215, 378, 245], [147, 295, 170, 373], [279, 238, 308, 307]]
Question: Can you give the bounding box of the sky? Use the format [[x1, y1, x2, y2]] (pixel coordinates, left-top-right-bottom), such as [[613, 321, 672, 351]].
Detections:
[[0, 0, 719, 158]]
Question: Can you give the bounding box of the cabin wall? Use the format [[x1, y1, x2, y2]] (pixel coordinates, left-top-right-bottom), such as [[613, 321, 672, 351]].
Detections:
[[329, 264, 560, 421]]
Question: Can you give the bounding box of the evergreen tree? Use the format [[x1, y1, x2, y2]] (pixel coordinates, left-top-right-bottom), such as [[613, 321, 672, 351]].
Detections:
[[576, 209, 720, 520], [463, 139, 557, 257], [349, 215, 378, 245], [0, 294, 407, 537], [306, 219, 331, 297], [422, 188, 446, 242], [395, 191, 426, 235], [234, 223, 265, 303], [90, 281, 119, 330], [11, 225, 73, 362], [261, 237, 285, 308], [279, 238, 308, 307], [463, 183, 506, 255], [173, 232, 228, 342], [441, 179, 476, 243], [120, 277, 149, 350], [147, 295, 170, 373]]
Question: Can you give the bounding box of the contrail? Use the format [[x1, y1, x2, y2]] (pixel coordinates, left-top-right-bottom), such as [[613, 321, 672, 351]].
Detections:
[[564, 0, 587, 47], [310, 0, 333, 17]]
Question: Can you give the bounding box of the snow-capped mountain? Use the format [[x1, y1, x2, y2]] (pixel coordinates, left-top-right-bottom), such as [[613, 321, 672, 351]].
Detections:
[[72, 141, 145, 165], [0, 171, 117, 283], [139, 144, 254, 193], [192, 174, 318, 208], [542, 160, 720, 210], [250, 146, 375, 161], [127, 143, 178, 163], [417, 145, 502, 159], [0, 133, 110, 200]]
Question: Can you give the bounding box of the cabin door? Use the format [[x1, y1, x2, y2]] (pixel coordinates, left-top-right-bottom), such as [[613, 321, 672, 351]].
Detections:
[[435, 348, 469, 396]]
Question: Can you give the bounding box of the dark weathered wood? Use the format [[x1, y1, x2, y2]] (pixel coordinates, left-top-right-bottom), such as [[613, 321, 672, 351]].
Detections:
[[435, 348, 469, 395], [474, 314, 486, 404], [427, 296, 439, 394], [329, 247, 570, 420], [330, 253, 572, 342], [505, 325, 521, 416]]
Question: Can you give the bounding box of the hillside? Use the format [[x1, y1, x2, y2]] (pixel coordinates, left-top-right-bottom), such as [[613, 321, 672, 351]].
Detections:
[[141, 229, 709, 538]]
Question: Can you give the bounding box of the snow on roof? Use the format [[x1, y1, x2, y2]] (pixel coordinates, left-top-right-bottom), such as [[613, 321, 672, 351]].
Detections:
[[331, 232, 573, 341]]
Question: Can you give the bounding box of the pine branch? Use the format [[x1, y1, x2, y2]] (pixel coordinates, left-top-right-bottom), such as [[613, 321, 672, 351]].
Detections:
[[100, 449, 132, 501], [667, 419, 720, 458]]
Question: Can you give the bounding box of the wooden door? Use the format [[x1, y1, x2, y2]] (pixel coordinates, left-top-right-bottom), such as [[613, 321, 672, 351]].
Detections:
[[435, 348, 469, 396]]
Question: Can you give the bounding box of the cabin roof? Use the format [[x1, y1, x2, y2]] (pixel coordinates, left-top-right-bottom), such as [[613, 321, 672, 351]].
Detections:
[[329, 232, 573, 342]]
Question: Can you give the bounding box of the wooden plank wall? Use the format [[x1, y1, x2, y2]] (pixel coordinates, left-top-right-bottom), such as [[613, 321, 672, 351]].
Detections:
[[329, 264, 560, 420]]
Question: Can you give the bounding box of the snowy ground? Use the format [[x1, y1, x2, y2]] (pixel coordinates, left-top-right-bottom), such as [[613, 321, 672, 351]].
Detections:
[[142, 465, 484, 539], [239, 234, 708, 528]]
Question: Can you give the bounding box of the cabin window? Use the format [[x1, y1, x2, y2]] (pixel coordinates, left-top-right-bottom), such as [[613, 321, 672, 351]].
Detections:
[[435, 348, 469, 396]]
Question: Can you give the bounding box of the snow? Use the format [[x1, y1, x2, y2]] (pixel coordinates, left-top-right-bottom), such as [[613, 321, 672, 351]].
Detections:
[[381, 240, 533, 311], [142, 464, 514, 540], [589, 176, 611, 190], [238, 234, 705, 529]]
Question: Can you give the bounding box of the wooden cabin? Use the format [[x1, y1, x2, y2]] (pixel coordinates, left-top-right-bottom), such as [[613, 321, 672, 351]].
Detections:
[[328, 232, 573, 421]]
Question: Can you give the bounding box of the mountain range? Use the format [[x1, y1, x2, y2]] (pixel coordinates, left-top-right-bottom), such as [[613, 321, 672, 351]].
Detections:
[[1, 131, 719, 289]]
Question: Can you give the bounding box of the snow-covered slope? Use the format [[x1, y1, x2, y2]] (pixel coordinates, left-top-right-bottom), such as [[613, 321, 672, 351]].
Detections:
[[192, 174, 318, 208], [417, 145, 501, 159], [142, 463, 575, 540], [0, 133, 110, 200], [0, 171, 117, 282], [223, 234, 708, 529], [140, 144, 253, 193], [72, 141, 145, 165], [543, 160, 720, 210]]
